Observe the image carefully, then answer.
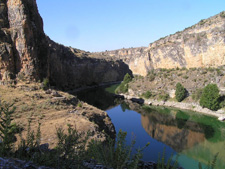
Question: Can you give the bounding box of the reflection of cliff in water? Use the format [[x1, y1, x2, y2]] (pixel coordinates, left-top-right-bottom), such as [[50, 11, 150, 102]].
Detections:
[[140, 108, 207, 152], [75, 87, 120, 111]]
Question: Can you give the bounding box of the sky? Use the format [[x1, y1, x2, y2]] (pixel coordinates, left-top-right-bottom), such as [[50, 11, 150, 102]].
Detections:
[[36, 0, 225, 52]]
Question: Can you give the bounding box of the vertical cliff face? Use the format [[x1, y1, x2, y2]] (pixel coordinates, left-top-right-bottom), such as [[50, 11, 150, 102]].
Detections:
[[0, 0, 15, 80], [47, 40, 131, 89], [6, 0, 48, 80], [148, 12, 225, 70], [97, 47, 151, 76], [100, 12, 225, 76], [0, 0, 131, 89]]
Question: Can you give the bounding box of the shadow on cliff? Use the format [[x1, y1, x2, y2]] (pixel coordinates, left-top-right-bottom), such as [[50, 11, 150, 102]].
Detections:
[[46, 39, 132, 91]]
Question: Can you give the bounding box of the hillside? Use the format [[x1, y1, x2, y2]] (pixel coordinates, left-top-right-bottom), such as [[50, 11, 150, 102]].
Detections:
[[0, 0, 131, 90], [99, 12, 225, 76]]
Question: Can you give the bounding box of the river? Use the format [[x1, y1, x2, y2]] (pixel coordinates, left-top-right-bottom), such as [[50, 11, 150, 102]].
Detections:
[[75, 84, 225, 169]]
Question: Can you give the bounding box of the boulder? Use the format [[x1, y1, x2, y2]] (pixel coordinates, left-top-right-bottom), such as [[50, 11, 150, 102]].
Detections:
[[218, 116, 225, 121]]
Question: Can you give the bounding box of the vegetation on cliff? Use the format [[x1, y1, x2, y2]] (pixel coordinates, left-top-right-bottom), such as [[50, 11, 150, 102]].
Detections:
[[115, 73, 132, 94]]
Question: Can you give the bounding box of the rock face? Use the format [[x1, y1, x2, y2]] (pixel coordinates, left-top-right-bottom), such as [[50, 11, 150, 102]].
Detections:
[[97, 47, 150, 76], [99, 12, 225, 76], [0, 0, 131, 89]]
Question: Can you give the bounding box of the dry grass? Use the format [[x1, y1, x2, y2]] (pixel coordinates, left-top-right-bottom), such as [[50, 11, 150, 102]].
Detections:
[[0, 82, 109, 148]]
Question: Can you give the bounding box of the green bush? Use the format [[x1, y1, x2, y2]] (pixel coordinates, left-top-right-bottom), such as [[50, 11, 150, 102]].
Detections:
[[142, 91, 152, 99], [123, 73, 132, 84], [175, 83, 187, 102], [159, 93, 170, 101], [42, 78, 49, 90], [0, 102, 17, 156], [115, 73, 132, 94], [200, 84, 220, 111], [115, 82, 129, 94]]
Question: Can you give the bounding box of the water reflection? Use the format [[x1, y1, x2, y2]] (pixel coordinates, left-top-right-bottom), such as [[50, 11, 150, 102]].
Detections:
[[140, 109, 206, 152], [76, 87, 225, 169], [75, 87, 119, 110]]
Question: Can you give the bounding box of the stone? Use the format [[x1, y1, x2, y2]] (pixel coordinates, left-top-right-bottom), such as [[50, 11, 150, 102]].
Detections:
[[51, 91, 61, 97], [218, 116, 225, 121], [131, 98, 144, 104]]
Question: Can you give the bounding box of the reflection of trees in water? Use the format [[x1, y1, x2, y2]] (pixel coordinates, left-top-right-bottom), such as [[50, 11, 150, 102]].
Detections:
[[75, 87, 121, 110]]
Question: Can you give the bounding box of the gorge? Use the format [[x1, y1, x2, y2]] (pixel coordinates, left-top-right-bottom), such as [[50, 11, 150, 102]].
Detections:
[[0, 0, 225, 168]]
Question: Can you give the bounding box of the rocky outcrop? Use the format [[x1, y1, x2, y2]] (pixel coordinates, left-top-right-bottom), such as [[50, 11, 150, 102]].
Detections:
[[0, 0, 131, 89], [97, 47, 151, 76], [47, 40, 131, 90], [99, 12, 225, 76]]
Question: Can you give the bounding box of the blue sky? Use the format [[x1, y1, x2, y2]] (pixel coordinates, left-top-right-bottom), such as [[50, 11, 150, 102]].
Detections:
[[36, 0, 225, 52]]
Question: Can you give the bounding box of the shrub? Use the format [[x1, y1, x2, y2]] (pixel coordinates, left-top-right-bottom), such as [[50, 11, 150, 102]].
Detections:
[[123, 73, 132, 84], [183, 75, 189, 79], [42, 78, 49, 90], [175, 83, 187, 102], [115, 82, 129, 94], [159, 93, 170, 101], [142, 91, 152, 99], [200, 84, 220, 111], [148, 74, 155, 81], [115, 73, 132, 94], [220, 11, 225, 18], [0, 102, 17, 156]]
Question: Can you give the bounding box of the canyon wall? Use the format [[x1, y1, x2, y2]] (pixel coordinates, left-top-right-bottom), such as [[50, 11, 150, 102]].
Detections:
[[0, 0, 131, 89], [99, 12, 225, 76]]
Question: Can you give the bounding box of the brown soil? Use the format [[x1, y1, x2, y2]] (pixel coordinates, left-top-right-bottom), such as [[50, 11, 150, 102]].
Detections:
[[0, 82, 114, 148]]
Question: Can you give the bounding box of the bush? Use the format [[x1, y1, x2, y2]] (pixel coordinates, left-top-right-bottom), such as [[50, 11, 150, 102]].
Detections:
[[42, 78, 49, 90], [220, 11, 225, 18], [123, 73, 132, 84], [159, 93, 170, 101], [0, 102, 17, 156], [200, 84, 220, 111], [142, 91, 152, 99], [175, 83, 187, 102], [115, 82, 129, 94], [115, 73, 132, 94]]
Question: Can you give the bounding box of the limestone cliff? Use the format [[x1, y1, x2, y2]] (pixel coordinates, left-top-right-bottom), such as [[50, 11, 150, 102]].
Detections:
[[100, 12, 225, 76], [0, 0, 131, 89], [97, 47, 150, 76]]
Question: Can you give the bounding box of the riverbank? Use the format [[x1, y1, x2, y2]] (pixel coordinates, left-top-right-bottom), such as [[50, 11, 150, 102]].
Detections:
[[120, 94, 225, 121]]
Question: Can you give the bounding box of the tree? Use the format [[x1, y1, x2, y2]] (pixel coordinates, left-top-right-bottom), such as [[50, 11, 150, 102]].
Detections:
[[123, 73, 132, 84], [115, 73, 132, 94], [175, 83, 187, 102], [0, 102, 17, 155], [200, 84, 220, 111]]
